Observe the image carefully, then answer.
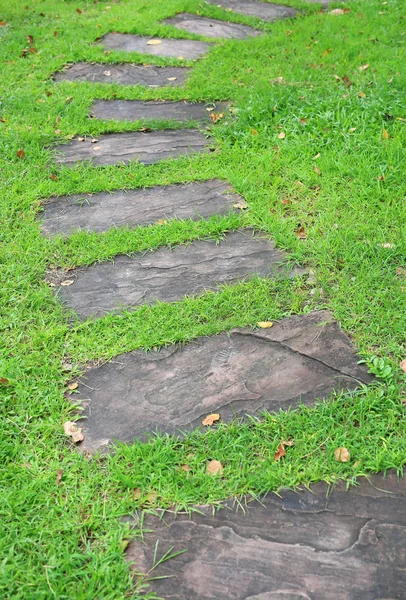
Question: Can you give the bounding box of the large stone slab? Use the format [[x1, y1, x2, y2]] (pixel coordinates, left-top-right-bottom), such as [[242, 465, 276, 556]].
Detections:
[[205, 0, 297, 21], [100, 33, 212, 60], [74, 310, 371, 449], [53, 63, 189, 87], [40, 179, 240, 237], [54, 230, 292, 318], [53, 129, 209, 167], [126, 471, 406, 599], [163, 14, 262, 39], [91, 100, 228, 123]]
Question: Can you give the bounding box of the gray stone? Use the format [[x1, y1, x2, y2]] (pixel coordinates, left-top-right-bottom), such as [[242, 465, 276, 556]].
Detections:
[[54, 229, 293, 319], [91, 100, 229, 123], [53, 129, 209, 167], [100, 33, 212, 60], [164, 13, 262, 39], [40, 179, 240, 237], [53, 63, 190, 86], [74, 310, 371, 449], [126, 471, 406, 599], [205, 0, 297, 21]]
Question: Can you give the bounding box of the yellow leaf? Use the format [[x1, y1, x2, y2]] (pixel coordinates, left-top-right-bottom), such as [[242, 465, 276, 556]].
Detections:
[[63, 421, 84, 443], [207, 460, 223, 476], [146, 39, 162, 45], [167, 77, 177, 81], [334, 447, 351, 462], [277, 131, 286, 139], [382, 129, 389, 140], [202, 413, 220, 426], [68, 382, 78, 390], [257, 321, 273, 328], [60, 280, 74, 286]]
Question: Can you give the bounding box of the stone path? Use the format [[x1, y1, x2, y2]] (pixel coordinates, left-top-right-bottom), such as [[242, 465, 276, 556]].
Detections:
[[46, 1, 397, 597], [126, 471, 406, 599], [75, 310, 371, 450]]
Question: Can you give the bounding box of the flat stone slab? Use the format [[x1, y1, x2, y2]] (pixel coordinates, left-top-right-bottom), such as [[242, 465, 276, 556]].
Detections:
[[163, 14, 262, 39], [100, 33, 212, 60], [53, 63, 189, 87], [54, 229, 292, 319], [205, 0, 297, 21], [90, 100, 229, 123], [40, 179, 240, 237], [126, 471, 406, 599], [53, 129, 209, 167], [74, 310, 371, 448]]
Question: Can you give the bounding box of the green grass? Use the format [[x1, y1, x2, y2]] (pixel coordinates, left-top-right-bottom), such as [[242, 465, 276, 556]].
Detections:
[[1, 0, 406, 597]]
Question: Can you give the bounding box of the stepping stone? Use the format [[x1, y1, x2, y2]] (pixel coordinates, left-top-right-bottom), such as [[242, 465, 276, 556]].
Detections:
[[163, 14, 262, 39], [91, 100, 229, 123], [54, 229, 293, 319], [53, 129, 209, 167], [53, 63, 189, 87], [40, 179, 241, 237], [205, 0, 297, 21], [100, 33, 212, 60], [73, 310, 371, 449], [126, 471, 406, 600]]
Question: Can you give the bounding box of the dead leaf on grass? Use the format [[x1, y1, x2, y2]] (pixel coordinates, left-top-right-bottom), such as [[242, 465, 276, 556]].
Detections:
[[277, 131, 286, 139], [17, 149, 26, 159], [202, 413, 220, 426], [330, 8, 345, 15], [133, 488, 141, 500], [56, 468, 63, 485], [281, 198, 291, 205], [400, 359, 406, 373], [207, 460, 223, 476], [63, 421, 84, 443], [334, 446, 351, 462], [342, 75, 352, 87], [210, 112, 224, 124], [359, 64, 369, 71], [0, 378, 10, 385], [295, 226, 307, 239], [300, 118, 307, 125], [257, 321, 273, 328], [233, 200, 248, 210], [382, 129, 389, 140], [274, 443, 286, 461], [181, 464, 191, 472]]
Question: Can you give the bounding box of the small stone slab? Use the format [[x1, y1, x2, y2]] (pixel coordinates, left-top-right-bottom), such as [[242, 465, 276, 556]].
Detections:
[[205, 0, 297, 21], [100, 33, 212, 60], [53, 129, 209, 167], [53, 63, 189, 87], [54, 230, 291, 318], [74, 310, 371, 449], [126, 471, 406, 600], [91, 100, 229, 123], [40, 179, 240, 237], [163, 13, 262, 39]]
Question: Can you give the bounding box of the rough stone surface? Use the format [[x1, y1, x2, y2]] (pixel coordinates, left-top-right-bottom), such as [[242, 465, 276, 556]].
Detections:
[[53, 63, 190, 86], [126, 470, 406, 599], [55, 229, 293, 319], [205, 0, 297, 21], [91, 100, 229, 122], [74, 310, 371, 448], [164, 13, 262, 39], [100, 33, 212, 59], [53, 129, 209, 167], [40, 179, 240, 237]]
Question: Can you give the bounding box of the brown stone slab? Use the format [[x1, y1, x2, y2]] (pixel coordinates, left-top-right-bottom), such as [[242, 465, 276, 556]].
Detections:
[[100, 33, 212, 60], [74, 310, 371, 449], [126, 471, 406, 600], [205, 0, 297, 21], [53, 63, 190, 87], [53, 129, 209, 167], [40, 179, 240, 237], [54, 229, 292, 319], [91, 100, 229, 123], [163, 14, 262, 39]]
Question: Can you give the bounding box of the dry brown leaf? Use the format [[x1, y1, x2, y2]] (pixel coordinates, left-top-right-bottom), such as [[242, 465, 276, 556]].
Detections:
[[382, 129, 389, 140], [358, 92, 366, 98], [342, 75, 352, 87], [17, 149, 25, 159], [210, 112, 224, 124], [251, 128, 258, 136], [0, 21, 7, 26], [157, 219, 167, 225], [281, 198, 291, 205], [313, 153, 320, 160], [0, 378, 10, 385], [299, 118, 307, 125], [49, 174, 58, 181], [60, 280, 74, 286], [55, 129, 61, 134], [277, 131, 286, 139], [334, 447, 351, 462], [63, 421, 84, 443], [233, 200, 248, 210], [56, 468, 63, 485], [181, 464, 191, 472], [359, 64, 369, 71], [274, 443, 286, 461], [395, 267, 406, 277], [295, 226, 307, 239], [68, 382, 78, 391], [207, 460, 223, 476], [146, 39, 162, 45], [282, 440, 295, 447], [133, 488, 141, 500], [400, 359, 406, 373], [349, 127, 357, 132], [202, 413, 220, 426], [314, 165, 321, 175], [257, 321, 273, 328]]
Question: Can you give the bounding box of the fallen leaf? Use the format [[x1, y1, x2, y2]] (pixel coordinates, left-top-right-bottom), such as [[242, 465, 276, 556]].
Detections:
[[395, 267, 406, 276], [251, 128, 258, 136], [314, 165, 321, 175], [330, 8, 345, 15], [349, 127, 357, 132], [145, 490, 157, 504], [282, 440, 295, 447], [167, 77, 177, 81], [277, 131, 286, 139], [27, 35, 34, 44], [295, 226, 307, 239], [56, 468, 63, 485], [233, 200, 248, 210], [55, 129, 61, 134], [63, 421, 84, 443], [382, 129, 389, 140], [65, 96, 73, 104], [0, 117, 6, 122], [68, 382, 78, 391], [210, 112, 224, 124], [177, 56, 184, 60], [379, 243, 394, 248], [333, 74, 341, 81], [77, 137, 84, 142], [0, 21, 7, 26], [133, 488, 141, 500], [157, 219, 167, 225], [400, 359, 406, 373], [146, 39, 162, 45], [342, 75, 352, 87], [207, 460, 223, 476], [103, 70, 111, 77], [334, 446, 351, 462], [358, 91, 366, 98], [299, 118, 307, 125], [257, 321, 273, 328], [60, 280, 74, 286], [202, 413, 220, 426], [49, 174, 58, 181], [313, 153, 320, 160], [181, 464, 191, 472], [53, 31, 58, 37], [281, 198, 291, 205], [90, 138, 98, 144], [17, 149, 25, 159], [274, 443, 286, 461], [0, 378, 10, 385], [76, 8, 82, 13]]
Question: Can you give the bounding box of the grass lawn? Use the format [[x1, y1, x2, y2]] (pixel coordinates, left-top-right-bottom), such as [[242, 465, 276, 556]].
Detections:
[[1, 0, 405, 597]]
